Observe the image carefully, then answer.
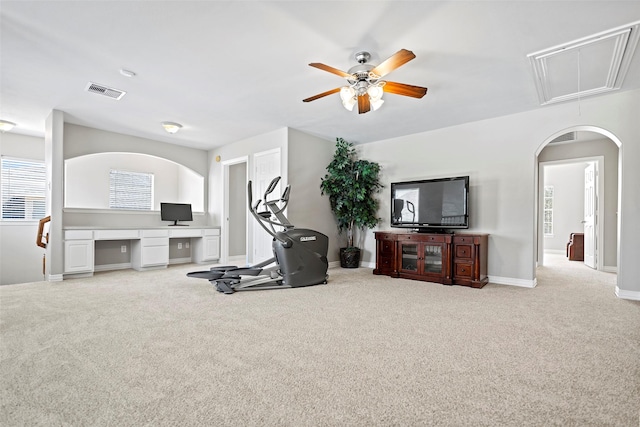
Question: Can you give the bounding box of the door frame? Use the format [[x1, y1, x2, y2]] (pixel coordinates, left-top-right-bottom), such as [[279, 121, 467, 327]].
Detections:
[[537, 156, 604, 270], [222, 156, 249, 265]]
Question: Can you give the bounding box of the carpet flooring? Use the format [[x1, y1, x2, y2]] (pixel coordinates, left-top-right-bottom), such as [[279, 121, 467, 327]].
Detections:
[[1, 254, 639, 426]]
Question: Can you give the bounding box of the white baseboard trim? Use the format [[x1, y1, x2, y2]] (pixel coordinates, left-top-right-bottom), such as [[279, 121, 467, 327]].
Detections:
[[169, 257, 192, 265], [227, 255, 247, 265], [94, 263, 132, 272], [544, 249, 565, 255], [602, 265, 618, 273], [489, 275, 537, 288], [328, 261, 341, 269], [48, 274, 64, 282], [615, 287, 640, 301]]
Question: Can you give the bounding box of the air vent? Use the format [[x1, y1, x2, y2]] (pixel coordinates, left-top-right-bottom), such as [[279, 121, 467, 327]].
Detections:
[[549, 132, 577, 144], [85, 82, 126, 100]]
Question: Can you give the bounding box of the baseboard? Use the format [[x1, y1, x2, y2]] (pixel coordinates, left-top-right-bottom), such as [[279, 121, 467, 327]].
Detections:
[[48, 274, 64, 282], [602, 265, 617, 273], [94, 263, 132, 272], [328, 261, 341, 269], [615, 287, 640, 301], [227, 255, 247, 265], [489, 275, 537, 288], [169, 257, 192, 265]]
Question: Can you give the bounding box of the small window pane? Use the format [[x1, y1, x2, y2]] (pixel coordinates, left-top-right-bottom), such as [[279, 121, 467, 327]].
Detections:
[[109, 170, 153, 210]]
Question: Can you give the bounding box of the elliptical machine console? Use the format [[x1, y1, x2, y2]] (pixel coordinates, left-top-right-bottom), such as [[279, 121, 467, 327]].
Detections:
[[187, 176, 329, 294]]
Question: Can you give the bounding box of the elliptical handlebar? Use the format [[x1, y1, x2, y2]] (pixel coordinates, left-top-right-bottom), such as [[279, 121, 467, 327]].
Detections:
[[247, 177, 293, 245]]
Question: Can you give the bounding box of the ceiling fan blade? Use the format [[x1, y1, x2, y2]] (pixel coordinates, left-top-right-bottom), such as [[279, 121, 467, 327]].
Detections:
[[383, 81, 428, 98], [370, 49, 416, 78], [309, 63, 352, 78], [303, 87, 341, 102], [358, 95, 371, 114]]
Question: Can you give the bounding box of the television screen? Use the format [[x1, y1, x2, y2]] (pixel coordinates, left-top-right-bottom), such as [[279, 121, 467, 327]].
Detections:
[[160, 202, 193, 226], [391, 176, 469, 230]]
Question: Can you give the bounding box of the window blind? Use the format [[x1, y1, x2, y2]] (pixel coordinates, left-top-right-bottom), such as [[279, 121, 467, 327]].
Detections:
[[1, 157, 46, 220], [109, 169, 153, 210]]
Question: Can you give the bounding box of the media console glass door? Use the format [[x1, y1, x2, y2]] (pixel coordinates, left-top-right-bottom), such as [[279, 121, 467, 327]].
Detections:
[[398, 241, 446, 277]]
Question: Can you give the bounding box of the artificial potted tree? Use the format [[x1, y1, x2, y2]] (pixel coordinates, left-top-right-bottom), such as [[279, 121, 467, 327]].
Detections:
[[321, 138, 383, 268]]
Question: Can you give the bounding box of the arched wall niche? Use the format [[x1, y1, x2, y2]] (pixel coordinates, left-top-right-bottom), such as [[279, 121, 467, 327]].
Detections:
[[64, 152, 204, 211]]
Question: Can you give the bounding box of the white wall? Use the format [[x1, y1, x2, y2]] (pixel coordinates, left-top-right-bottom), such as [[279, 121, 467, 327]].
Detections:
[[65, 153, 204, 211], [63, 124, 209, 228], [286, 129, 337, 261], [0, 133, 46, 285], [359, 88, 640, 295], [543, 163, 585, 252]]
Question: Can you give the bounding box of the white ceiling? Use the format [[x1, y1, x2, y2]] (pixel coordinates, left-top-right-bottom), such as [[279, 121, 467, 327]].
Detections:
[[1, 1, 639, 150]]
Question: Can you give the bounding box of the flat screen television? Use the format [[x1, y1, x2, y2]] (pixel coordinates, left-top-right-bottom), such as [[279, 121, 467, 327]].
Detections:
[[160, 202, 193, 226], [391, 176, 469, 232]]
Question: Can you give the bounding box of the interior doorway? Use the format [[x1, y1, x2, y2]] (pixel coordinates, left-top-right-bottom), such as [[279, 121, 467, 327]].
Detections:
[[222, 156, 248, 265], [536, 128, 620, 280]]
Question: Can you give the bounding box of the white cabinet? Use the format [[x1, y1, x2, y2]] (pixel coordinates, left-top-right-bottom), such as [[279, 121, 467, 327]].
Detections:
[[132, 231, 169, 270], [62, 227, 220, 276], [193, 229, 220, 263], [64, 230, 94, 275]]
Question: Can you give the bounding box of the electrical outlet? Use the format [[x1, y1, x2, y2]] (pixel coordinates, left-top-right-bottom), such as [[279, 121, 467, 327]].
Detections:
[[121, 245, 127, 253], [178, 243, 182, 249], [185, 242, 189, 249]]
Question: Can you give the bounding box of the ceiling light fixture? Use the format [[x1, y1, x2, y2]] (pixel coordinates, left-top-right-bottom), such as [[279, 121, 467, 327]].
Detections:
[[120, 68, 136, 77], [339, 51, 386, 112], [161, 121, 182, 134], [303, 49, 427, 114], [0, 120, 16, 132]]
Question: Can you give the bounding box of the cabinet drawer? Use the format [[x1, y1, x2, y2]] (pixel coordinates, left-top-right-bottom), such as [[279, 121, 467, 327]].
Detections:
[[65, 230, 93, 240], [455, 244, 472, 259], [94, 229, 140, 240], [380, 240, 394, 255], [204, 228, 220, 236], [455, 262, 473, 278], [142, 245, 169, 266], [142, 237, 169, 247], [400, 234, 446, 243], [169, 228, 202, 238], [454, 235, 476, 244], [376, 232, 396, 240], [142, 229, 169, 238], [378, 256, 394, 270]]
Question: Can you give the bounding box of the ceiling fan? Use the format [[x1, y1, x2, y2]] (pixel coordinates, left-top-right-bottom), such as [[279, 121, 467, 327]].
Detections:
[[303, 49, 428, 114]]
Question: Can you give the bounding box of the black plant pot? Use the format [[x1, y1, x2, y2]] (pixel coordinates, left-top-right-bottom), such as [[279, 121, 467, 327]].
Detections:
[[340, 247, 361, 268]]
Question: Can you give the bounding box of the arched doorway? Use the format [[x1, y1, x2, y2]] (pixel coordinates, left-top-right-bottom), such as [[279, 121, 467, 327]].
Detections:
[[535, 126, 621, 285]]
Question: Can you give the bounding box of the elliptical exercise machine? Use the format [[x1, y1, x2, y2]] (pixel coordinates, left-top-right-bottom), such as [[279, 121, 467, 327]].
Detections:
[[187, 176, 329, 294]]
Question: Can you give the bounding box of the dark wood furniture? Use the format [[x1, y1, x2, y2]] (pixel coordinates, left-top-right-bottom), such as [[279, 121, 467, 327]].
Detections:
[[374, 231, 489, 288], [566, 232, 584, 261]]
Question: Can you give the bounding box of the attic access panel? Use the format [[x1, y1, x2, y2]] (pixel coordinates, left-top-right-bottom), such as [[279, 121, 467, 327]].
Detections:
[[528, 21, 640, 105]]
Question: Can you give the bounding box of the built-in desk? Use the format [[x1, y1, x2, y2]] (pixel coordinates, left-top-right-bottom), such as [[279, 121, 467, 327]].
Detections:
[[63, 227, 220, 278]]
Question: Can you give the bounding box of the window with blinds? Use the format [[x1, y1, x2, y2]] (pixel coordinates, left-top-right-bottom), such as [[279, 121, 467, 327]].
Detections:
[[109, 169, 153, 210], [544, 185, 554, 236], [1, 157, 46, 220]]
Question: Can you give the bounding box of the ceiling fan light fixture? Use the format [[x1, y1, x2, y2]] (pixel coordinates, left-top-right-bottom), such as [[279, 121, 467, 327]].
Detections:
[[0, 120, 16, 132], [340, 86, 357, 111], [371, 98, 385, 111], [162, 121, 182, 134], [367, 85, 384, 100]]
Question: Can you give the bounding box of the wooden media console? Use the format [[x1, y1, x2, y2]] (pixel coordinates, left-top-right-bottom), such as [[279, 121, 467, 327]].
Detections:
[[374, 231, 489, 288]]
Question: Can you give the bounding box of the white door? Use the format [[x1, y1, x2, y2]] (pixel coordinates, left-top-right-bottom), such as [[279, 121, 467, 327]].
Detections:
[[252, 149, 281, 263], [583, 162, 596, 269]]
